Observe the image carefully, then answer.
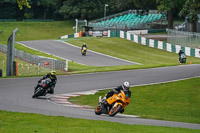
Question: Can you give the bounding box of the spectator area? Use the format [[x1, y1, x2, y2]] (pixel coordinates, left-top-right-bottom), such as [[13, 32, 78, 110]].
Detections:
[[88, 10, 166, 30]]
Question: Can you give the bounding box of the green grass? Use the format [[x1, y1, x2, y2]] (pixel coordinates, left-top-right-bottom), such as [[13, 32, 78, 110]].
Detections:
[[69, 77, 200, 124], [0, 111, 199, 133], [66, 37, 200, 65], [0, 52, 68, 77], [1, 21, 200, 75], [0, 20, 75, 43], [0, 21, 199, 132], [2, 36, 200, 76]]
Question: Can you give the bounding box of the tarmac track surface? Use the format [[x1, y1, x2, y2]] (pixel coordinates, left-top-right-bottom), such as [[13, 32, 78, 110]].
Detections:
[[18, 40, 138, 66], [0, 65, 200, 129]]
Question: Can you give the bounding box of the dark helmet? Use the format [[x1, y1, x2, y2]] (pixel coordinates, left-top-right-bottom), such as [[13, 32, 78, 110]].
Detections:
[[122, 81, 130, 91], [50, 70, 56, 79]]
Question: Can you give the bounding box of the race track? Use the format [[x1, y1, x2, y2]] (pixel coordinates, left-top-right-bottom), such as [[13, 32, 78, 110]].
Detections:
[[18, 40, 138, 66], [1, 64, 200, 129]]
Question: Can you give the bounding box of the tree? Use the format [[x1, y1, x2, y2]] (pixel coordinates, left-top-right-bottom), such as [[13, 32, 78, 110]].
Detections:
[[17, 0, 31, 10], [179, 0, 200, 32], [130, 0, 157, 10], [58, 0, 135, 20], [42, 0, 55, 19], [156, 0, 186, 29], [0, 0, 17, 19]]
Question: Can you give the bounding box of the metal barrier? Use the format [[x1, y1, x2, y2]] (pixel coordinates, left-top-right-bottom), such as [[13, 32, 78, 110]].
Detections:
[[0, 43, 68, 76], [167, 29, 200, 48]]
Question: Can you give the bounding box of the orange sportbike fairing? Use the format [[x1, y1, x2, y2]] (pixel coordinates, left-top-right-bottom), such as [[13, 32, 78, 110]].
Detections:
[[106, 90, 130, 109]]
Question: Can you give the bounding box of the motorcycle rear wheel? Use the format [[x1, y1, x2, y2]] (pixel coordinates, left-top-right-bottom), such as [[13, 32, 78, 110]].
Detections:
[[109, 104, 122, 117]]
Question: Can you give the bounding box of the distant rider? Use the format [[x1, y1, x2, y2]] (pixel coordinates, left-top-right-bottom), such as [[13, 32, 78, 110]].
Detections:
[[103, 81, 131, 113], [178, 50, 185, 63], [34, 70, 57, 94], [82, 43, 87, 50]]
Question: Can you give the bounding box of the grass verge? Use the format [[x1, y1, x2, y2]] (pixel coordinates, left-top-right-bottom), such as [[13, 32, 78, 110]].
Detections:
[[66, 37, 200, 66], [69, 77, 200, 124], [0, 110, 199, 133], [0, 20, 75, 43], [1, 21, 200, 76], [2, 36, 200, 76]]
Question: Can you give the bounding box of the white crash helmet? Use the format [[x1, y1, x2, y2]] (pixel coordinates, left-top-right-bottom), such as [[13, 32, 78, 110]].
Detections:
[[122, 81, 130, 91]]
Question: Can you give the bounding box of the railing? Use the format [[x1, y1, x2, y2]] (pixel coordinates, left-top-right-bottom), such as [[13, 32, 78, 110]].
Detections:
[[167, 29, 200, 48], [0, 44, 68, 76]]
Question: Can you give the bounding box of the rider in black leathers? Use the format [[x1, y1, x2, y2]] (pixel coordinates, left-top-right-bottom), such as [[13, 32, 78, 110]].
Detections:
[[82, 43, 87, 49], [34, 70, 57, 94], [178, 50, 185, 63]]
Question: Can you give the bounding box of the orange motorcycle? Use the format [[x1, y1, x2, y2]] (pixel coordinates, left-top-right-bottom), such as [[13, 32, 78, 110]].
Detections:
[[95, 90, 130, 117]]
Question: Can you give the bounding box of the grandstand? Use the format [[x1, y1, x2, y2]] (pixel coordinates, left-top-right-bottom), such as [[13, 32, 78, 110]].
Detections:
[[88, 10, 166, 30]]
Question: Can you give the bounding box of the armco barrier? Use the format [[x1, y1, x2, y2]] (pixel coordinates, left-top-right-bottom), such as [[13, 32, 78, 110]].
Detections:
[[60, 30, 200, 58], [119, 31, 200, 58]]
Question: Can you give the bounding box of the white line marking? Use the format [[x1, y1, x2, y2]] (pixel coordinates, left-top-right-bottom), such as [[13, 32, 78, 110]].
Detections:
[[116, 114, 139, 118]]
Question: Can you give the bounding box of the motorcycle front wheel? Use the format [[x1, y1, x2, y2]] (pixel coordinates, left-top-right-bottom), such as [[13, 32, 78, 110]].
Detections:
[[109, 104, 122, 117], [32, 87, 43, 98], [95, 106, 102, 115]]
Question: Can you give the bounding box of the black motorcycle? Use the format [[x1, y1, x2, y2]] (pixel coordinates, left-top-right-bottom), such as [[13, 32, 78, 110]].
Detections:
[[179, 53, 186, 63], [32, 78, 52, 98]]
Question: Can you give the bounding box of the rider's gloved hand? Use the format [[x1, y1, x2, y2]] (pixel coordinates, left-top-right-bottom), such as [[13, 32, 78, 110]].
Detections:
[[113, 90, 119, 94], [38, 79, 42, 83]]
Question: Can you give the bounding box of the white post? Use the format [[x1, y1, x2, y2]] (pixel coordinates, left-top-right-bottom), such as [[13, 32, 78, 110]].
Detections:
[[26, 64, 29, 74], [21, 64, 23, 76], [84, 19, 87, 26], [38, 63, 40, 75], [30, 64, 32, 73], [104, 4, 108, 21], [75, 19, 78, 33], [64, 60, 68, 71]]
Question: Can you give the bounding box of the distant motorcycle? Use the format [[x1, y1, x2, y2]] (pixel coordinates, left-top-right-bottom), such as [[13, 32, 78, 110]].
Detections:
[[32, 78, 52, 98], [95, 90, 130, 117], [179, 53, 186, 63], [81, 47, 87, 56]]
